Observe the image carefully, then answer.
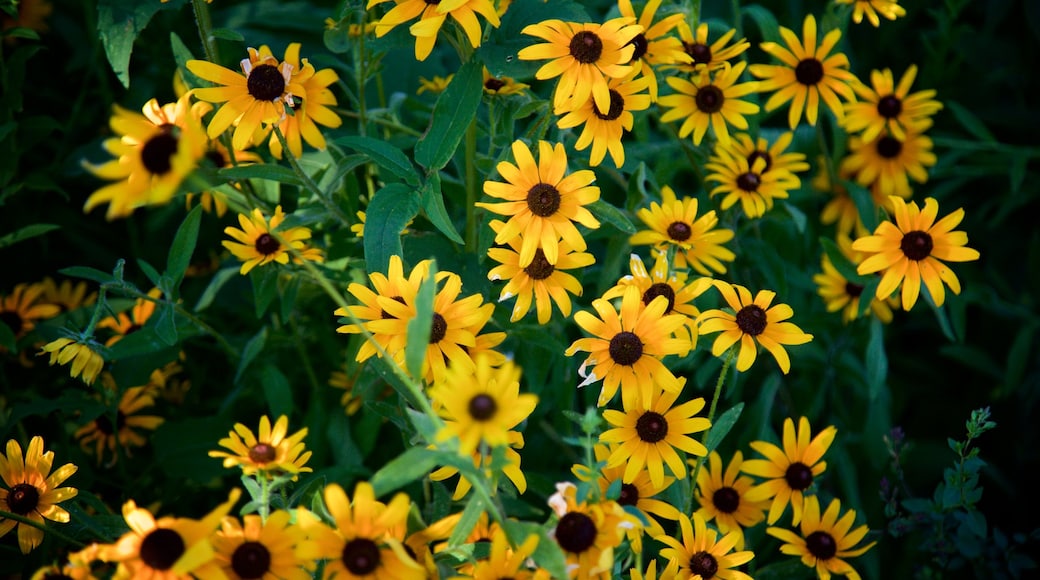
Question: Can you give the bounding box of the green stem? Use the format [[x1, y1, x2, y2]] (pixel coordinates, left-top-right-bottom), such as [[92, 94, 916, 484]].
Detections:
[[82, 286, 109, 338], [0, 510, 86, 548], [332, 108, 423, 137], [258, 475, 271, 523], [190, 0, 219, 64], [688, 348, 735, 513], [731, 0, 743, 37], [272, 126, 351, 227], [687, 0, 703, 27], [465, 119, 478, 252]]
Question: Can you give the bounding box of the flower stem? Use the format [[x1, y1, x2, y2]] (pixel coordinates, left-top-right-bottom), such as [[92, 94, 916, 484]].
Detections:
[[82, 286, 109, 338], [688, 348, 735, 512], [0, 510, 86, 548], [272, 125, 351, 227], [190, 0, 219, 64]]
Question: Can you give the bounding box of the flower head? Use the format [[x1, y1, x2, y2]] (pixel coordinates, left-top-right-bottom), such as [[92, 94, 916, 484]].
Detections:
[[556, 69, 652, 167], [97, 288, 161, 346], [659, 61, 760, 146], [813, 234, 898, 323], [266, 43, 342, 159], [223, 205, 324, 275], [212, 509, 319, 580], [547, 482, 637, 579], [368, 0, 500, 61], [840, 126, 936, 201], [836, 0, 906, 27], [39, 337, 105, 385], [653, 512, 755, 580], [629, 185, 736, 275], [844, 65, 942, 142], [616, 0, 690, 100], [673, 21, 750, 72], [692, 450, 769, 550], [208, 415, 312, 479], [852, 196, 980, 310], [75, 378, 164, 465], [482, 67, 529, 96], [0, 436, 78, 554], [766, 495, 877, 580]]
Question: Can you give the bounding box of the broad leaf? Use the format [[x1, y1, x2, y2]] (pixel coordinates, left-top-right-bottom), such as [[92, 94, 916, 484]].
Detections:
[[415, 58, 483, 171], [97, 0, 163, 88], [363, 183, 422, 274]]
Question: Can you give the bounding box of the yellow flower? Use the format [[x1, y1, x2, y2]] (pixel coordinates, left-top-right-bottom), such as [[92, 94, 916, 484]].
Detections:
[[836, 0, 906, 27], [482, 67, 529, 96], [659, 61, 760, 146], [75, 378, 164, 465], [97, 287, 162, 346], [212, 509, 320, 579], [766, 495, 877, 579], [852, 196, 980, 310], [691, 450, 769, 550], [267, 43, 342, 159], [222, 205, 324, 275], [813, 234, 898, 323], [840, 125, 936, 201], [556, 69, 652, 167], [546, 482, 637, 579], [705, 146, 799, 219], [208, 415, 313, 479], [0, 436, 78, 554], [672, 21, 750, 72], [629, 185, 736, 276], [38, 276, 97, 313], [844, 65, 942, 142], [39, 337, 104, 386], [617, 0, 690, 101], [698, 281, 814, 374], [368, 0, 500, 61], [654, 512, 754, 580]]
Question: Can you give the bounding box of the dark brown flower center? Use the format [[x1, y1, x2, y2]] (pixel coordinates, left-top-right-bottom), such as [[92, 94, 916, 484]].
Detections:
[[231, 541, 272, 579], [635, 411, 669, 442], [689, 551, 719, 579], [618, 483, 639, 506], [468, 394, 498, 421], [784, 462, 814, 491], [484, 77, 506, 92], [695, 85, 724, 114], [747, 150, 772, 172], [95, 410, 127, 436], [0, 311, 23, 335], [205, 149, 227, 168], [627, 33, 649, 61], [684, 42, 712, 65], [380, 296, 406, 320], [806, 530, 838, 560], [876, 135, 903, 158], [6, 483, 40, 515], [795, 58, 824, 85], [342, 538, 381, 574], [140, 528, 186, 571], [524, 249, 555, 280], [667, 221, 692, 242], [428, 312, 447, 344], [594, 89, 625, 121], [877, 95, 902, 118], [254, 233, 280, 256], [247, 64, 286, 101], [141, 126, 179, 175], [712, 486, 740, 514], [248, 443, 277, 464], [900, 231, 933, 261], [555, 512, 597, 553], [735, 304, 767, 336], [736, 172, 761, 192], [526, 183, 561, 217], [569, 31, 603, 64], [608, 331, 643, 365], [642, 283, 676, 313], [845, 281, 864, 298]]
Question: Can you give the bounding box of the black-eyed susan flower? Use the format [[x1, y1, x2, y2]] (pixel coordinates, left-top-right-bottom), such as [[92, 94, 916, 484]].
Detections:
[[673, 21, 750, 72], [835, 0, 906, 27], [617, 0, 690, 101], [478, 140, 601, 266], [518, 18, 642, 114], [726, 131, 811, 186], [482, 67, 529, 96], [840, 126, 936, 201], [654, 512, 755, 580], [698, 281, 814, 374], [223, 205, 324, 275], [212, 509, 319, 580], [75, 380, 164, 465], [306, 481, 425, 579], [602, 252, 710, 320], [659, 61, 760, 146], [83, 93, 209, 220], [852, 196, 980, 311], [692, 450, 769, 550], [96, 489, 240, 578], [266, 43, 342, 160], [844, 65, 942, 142], [556, 69, 651, 167], [813, 155, 874, 238], [742, 416, 837, 525], [749, 14, 858, 128], [368, 0, 500, 62], [466, 527, 545, 580], [1, 283, 60, 340], [705, 146, 800, 219], [0, 436, 78, 554], [546, 482, 637, 579], [39, 337, 105, 386], [566, 285, 691, 408], [417, 74, 453, 95], [631, 558, 680, 580], [766, 495, 877, 580], [813, 235, 898, 323], [630, 185, 736, 276], [208, 415, 312, 480], [431, 354, 537, 455], [39, 277, 96, 313], [188, 46, 304, 151], [97, 287, 161, 346], [487, 219, 595, 324], [335, 255, 430, 364], [600, 385, 710, 489], [429, 430, 527, 500]]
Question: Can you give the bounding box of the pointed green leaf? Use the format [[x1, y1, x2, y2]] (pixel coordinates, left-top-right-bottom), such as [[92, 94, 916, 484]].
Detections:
[[97, 0, 163, 88], [447, 495, 486, 547], [406, 262, 437, 380], [866, 318, 888, 399], [363, 183, 422, 274], [415, 59, 483, 171], [843, 179, 879, 233], [260, 363, 294, 416], [334, 136, 421, 186], [946, 100, 996, 143], [167, 205, 203, 289], [153, 302, 178, 346], [704, 403, 744, 453], [502, 520, 567, 580], [235, 327, 267, 384], [194, 267, 239, 312], [587, 199, 636, 234], [420, 173, 464, 244], [0, 223, 59, 249], [370, 447, 440, 497]]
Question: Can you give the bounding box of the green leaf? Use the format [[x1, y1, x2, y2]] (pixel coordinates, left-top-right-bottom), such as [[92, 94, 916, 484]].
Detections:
[[0, 318, 15, 351], [742, 4, 783, 45], [153, 302, 178, 346], [478, 0, 590, 79], [194, 267, 239, 311], [502, 519, 567, 580], [587, 199, 635, 234], [843, 179, 879, 233], [370, 447, 440, 496], [219, 165, 303, 187], [0, 223, 58, 249], [447, 495, 486, 547], [260, 363, 294, 416], [137, 259, 162, 289], [59, 266, 118, 285], [420, 173, 464, 244], [166, 205, 203, 289], [866, 317, 888, 399], [235, 327, 267, 384], [363, 183, 422, 274], [406, 262, 437, 381], [250, 266, 279, 317], [704, 403, 744, 454], [415, 58, 483, 171], [946, 100, 996, 143], [170, 32, 205, 90], [97, 0, 163, 88], [820, 237, 866, 284], [211, 27, 244, 42], [334, 136, 421, 186]]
